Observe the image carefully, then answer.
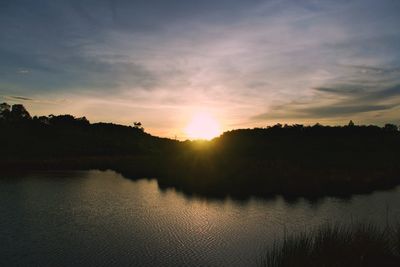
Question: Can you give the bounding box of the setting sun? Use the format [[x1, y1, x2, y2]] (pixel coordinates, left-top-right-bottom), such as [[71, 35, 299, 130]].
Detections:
[[185, 111, 221, 140]]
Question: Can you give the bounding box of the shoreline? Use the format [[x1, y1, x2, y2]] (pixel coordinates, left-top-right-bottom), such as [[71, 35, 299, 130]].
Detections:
[[2, 157, 399, 201]]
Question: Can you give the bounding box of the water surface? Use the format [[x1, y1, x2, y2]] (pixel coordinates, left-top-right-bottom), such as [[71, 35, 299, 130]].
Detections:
[[1, 170, 400, 266]]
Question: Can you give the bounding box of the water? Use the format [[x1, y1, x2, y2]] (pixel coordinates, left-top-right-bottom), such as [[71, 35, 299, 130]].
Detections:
[[1, 170, 400, 266]]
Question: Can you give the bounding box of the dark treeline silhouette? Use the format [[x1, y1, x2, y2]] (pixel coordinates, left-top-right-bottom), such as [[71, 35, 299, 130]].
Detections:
[[1, 102, 399, 199]]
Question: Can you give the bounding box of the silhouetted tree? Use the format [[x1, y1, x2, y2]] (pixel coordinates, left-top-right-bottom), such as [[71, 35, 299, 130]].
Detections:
[[49, 114, 76, 125], [77, 116, 90, 125], [384, 123, 398, 132], [0, 102, 10, 112], [0, 102, 11, 119], [48, 114, 89, 127], [348, 120, 355, 127], [133, 121, 144, 131], [36, 116, 50, 124], [270, 123, 282, 129], [9, 104, 31, 121]]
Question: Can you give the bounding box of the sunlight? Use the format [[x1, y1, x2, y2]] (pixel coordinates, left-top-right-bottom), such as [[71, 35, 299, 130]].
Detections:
[[185, 111, 221, 140]]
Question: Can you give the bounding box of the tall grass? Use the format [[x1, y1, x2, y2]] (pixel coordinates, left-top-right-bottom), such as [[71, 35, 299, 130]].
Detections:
[[262, 223, 400, 267]]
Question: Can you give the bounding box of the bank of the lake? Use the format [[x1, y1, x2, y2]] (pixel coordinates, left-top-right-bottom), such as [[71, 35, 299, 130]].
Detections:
[[2, 109, 400, 199]]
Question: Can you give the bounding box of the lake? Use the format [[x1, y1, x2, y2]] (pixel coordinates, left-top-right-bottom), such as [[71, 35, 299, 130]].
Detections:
[[1, 170, 400, 266]]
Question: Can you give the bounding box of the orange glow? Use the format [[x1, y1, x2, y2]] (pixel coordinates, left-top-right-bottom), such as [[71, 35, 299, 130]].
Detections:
[[185, 111, 221, 140]]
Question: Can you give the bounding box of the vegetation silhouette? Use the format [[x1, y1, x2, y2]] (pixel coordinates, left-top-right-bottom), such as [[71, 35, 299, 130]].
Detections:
[[1, 103, 399, 199], [263, 222, 400, 266]]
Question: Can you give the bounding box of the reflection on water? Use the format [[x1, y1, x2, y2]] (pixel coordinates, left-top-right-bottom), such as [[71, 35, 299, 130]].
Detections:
[[1, 170, 400, 266]]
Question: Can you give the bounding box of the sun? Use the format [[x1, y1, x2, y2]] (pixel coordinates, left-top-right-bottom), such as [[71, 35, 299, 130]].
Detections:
[[185, 111, 221, 140]]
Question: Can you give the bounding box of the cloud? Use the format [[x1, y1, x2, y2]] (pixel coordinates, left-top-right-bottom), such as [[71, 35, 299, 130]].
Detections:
[[17, 69, 30, 74], [254, 61, 400, 122], [254, 102, 398, 121], [1, 0, 400, 134], [0, 94, 69, 106], [299, 104, 396, 117], [314, 86, 366, 96], [255, 82, 400, 121], [0, 47, 160, 93], [360, 84, 400, 101], [9, 96, 33, 101]]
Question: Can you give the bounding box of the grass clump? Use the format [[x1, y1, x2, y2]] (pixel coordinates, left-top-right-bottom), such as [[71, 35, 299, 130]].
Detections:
[[263, 223, 400, 267]]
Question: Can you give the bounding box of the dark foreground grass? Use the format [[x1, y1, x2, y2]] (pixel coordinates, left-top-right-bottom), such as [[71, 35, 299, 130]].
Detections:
[[263, 223, 400, 267]]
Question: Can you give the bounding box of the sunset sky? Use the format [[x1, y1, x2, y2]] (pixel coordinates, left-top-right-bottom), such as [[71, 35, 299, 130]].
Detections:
[[1, 0, 400, 138]]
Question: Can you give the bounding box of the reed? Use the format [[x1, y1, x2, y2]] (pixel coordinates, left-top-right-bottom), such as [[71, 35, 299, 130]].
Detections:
[[262, 223, 400, 267]]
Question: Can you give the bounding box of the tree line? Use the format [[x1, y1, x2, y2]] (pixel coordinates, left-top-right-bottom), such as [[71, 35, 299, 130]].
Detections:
[[1, 102, 399, 199]]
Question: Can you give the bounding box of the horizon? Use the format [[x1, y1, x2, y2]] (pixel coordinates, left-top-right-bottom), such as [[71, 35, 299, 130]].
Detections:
[[1, 0, 400, 139], [3, 101, 398, 142]]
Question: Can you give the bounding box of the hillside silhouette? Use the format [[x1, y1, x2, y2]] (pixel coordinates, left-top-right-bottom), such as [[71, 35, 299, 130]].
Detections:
[[1, 103, 399, 199]]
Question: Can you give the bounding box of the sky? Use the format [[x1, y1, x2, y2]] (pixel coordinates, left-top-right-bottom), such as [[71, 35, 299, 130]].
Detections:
[[1, 0, 400, 138]]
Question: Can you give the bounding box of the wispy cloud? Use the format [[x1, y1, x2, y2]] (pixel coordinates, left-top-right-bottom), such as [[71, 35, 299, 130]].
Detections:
[[1, 95, 67, 105], [254, 82, 400, 122], [9, 96, 33, 101], [1, 0, 400, 135]]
